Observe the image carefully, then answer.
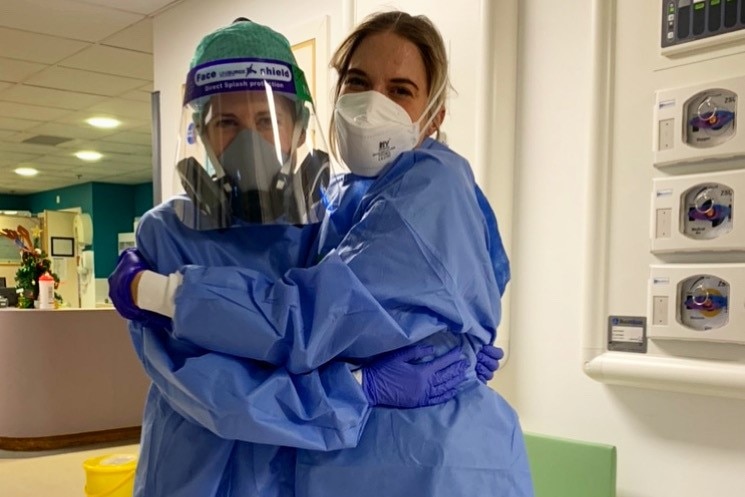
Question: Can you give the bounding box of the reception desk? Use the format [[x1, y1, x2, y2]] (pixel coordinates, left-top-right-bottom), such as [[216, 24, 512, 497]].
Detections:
[[0, 308, 150, 451]]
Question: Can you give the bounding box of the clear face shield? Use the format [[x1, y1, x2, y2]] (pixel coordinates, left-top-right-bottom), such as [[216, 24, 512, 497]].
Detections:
[[174, 57, 346, 230]]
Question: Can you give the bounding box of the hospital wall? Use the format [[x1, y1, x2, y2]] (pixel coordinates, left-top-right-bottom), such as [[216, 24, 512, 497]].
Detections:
[[496, 1, 745, 497], [152, 1, 745, 497]]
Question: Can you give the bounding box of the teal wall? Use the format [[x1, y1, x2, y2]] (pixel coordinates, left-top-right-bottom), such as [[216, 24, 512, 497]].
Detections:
[[133, 183, 154, 217], [0, 182, 153, 278], [0, 195, 30, 211], [28, 183, 94, 214]]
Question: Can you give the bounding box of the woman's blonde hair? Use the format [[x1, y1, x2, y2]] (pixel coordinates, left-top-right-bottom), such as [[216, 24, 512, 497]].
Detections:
[[328, 11, 450, 155]]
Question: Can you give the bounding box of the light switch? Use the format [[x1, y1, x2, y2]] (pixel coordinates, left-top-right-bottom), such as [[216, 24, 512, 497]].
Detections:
[[658, 118, 674, 150], [656, 208, 672, 238]]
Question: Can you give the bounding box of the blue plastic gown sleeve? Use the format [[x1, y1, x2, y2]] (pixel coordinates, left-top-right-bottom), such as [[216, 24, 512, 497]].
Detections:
[[171, 146, 504, 373], [128, 199, 370, 450], [128, 320, 370, 450]]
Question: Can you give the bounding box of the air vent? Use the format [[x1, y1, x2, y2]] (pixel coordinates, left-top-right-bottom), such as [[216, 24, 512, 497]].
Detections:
[[22, 135, 73, 146]]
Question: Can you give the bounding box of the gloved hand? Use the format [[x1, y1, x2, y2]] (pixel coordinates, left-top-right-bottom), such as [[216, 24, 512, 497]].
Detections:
[[475, 344, 504, 383], [362, 345, 468, 408], [108, 248, 169, 328]]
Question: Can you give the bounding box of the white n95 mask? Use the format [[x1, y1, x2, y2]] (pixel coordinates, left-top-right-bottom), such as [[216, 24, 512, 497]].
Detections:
[[334, 89, 442, 177]]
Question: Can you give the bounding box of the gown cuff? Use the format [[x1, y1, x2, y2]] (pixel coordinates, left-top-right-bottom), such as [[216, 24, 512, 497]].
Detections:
[[136, 270, 182, 318]]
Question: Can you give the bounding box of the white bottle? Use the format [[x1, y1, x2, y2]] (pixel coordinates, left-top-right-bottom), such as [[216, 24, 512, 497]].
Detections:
[[38, 272, 55, 310]]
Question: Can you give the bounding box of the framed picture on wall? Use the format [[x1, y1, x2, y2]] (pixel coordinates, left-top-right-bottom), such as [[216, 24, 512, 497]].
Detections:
[[50, 237, 75, 257]]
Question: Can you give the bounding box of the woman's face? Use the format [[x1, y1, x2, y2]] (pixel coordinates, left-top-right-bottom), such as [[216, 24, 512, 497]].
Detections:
[[204, 91, 295, 155], [340, 31, 430, 124]]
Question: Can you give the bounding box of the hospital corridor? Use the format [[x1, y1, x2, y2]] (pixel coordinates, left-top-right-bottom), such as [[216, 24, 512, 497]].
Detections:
[[1, 0, 745, 496]]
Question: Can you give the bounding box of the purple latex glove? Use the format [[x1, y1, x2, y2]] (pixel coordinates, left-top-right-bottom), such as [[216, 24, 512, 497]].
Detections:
[[362, 345, 468, 408], [108, 248, 169, 328], [475, 344, 504, 383]]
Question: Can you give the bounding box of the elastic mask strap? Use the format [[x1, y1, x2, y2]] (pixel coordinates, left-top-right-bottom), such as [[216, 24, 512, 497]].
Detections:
[[415, 78, 448, 143]]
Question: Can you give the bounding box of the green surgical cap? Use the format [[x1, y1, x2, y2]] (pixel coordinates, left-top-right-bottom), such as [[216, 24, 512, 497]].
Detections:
[[190, 20, 312, 102]]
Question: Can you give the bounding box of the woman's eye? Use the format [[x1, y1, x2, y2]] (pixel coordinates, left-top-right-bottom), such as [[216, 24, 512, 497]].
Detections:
[[212, 118, 238, 128], [256, 116, 274, 130], [344, 76, 367, 89], [391, 86, 413, 98]]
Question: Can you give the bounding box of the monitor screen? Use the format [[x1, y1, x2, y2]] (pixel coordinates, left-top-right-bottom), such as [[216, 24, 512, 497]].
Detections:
[[0, 287, 18, 307]]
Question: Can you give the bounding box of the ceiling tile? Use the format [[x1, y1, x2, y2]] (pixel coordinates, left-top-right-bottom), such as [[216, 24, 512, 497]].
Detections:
[[24, 66, 148, 96], [61, 45, 153, 80], [57, 140, 151, 156], [0, 57, 48, 83], [0, 85, 106, 110], [0, 116, 46, 132], [0, 0, 158, 194], [55, 110, 148, 131], [102, 18, 153, 53], [0, 101, 72, 122], [83, 98, 152, 120], [119, 89, 152, 102], [0, 27, 89, 65], [101, 131, 151, 146], [0, 151, 45, 166], [0, 140, 66, 155], [0, 0, 144, 43], [35, 154, 84, 166], [24, 122, 111, 141], [70, 0, 183, 15]]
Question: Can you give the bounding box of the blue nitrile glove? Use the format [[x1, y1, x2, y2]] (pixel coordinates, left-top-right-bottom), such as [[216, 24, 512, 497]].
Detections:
[[108, 248, 169, 328], [475, 344, 504, 383], [362, 345, 468, 408]]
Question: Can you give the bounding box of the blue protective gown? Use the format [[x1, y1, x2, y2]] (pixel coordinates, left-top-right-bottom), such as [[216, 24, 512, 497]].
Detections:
[[131, 214, 372, 496], [131, 137, 532, 496]]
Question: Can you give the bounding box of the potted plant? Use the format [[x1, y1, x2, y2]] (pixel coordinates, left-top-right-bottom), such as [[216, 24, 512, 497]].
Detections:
[[1, 225, 62, 308]]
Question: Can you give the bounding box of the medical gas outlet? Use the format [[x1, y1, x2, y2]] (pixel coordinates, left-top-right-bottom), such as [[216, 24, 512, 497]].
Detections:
[[651, 169, 741, 253], [653, 76, 744, 168], [648, 264, 744, 344]]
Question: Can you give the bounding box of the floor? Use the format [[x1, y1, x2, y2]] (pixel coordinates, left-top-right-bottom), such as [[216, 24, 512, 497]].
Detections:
[[0, 442, 139, 497]]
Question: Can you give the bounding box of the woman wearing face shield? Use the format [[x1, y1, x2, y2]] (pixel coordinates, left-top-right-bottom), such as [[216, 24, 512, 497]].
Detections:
[[110, 12, 526, 497]]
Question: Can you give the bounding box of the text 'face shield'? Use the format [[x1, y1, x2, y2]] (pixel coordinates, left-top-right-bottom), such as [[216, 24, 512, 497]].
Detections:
[[173, 57, 344, 230]]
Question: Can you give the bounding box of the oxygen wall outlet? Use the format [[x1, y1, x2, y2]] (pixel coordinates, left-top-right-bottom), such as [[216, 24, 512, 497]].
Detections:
[[653, 75, 745, 168], [648, 264, 745, 344], [651, 169, 741, 253]]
